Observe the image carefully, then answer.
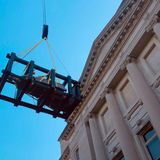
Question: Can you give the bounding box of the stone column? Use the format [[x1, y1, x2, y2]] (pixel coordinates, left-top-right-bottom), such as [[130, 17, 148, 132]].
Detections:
[[105, 89, 140, 160], [125, 56, 160, 137], [88, 114, 106, 160]]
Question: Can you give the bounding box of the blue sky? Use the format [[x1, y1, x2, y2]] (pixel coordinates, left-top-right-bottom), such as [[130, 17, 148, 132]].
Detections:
[[0, 1, 121, 160]]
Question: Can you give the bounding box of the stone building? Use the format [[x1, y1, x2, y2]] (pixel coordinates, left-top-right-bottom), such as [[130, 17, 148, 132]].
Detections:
[[59, 0, 160, 159]]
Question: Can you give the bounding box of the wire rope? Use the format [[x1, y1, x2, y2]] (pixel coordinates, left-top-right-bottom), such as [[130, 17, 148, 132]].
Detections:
[[45, 39, 56, 70], [18, 0, 48, 58], [42, 0, 47, 25], [45, 39, 70, 75]]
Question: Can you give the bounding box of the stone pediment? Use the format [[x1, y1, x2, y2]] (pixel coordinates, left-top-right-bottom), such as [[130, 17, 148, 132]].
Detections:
[[80, 0, 137, 93]]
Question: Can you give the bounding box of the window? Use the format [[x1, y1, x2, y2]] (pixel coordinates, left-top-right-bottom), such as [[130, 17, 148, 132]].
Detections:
[[139, 38, 160, 83], [141, 124, 160, 160], [120, 79, 138, 109], [75, 148, 80, 160], [101, 108, 113, 134], [144, 44, 160, 75]]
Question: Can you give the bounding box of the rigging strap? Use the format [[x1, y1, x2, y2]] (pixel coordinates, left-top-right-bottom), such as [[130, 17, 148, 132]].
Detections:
[[18, 38, 46, 58], [45, 39, 56, 69], [45, 40, 70, 75]]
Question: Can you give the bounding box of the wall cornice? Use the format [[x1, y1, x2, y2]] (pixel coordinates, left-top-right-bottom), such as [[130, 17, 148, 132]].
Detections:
[[59, 146, 70, 160], [80, 0, 138, 89], [58, 123, 75, 141]]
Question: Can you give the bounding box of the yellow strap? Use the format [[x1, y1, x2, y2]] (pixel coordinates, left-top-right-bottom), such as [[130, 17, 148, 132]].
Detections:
[[18, 38, 46, 58], [39, 76, 46, 82]]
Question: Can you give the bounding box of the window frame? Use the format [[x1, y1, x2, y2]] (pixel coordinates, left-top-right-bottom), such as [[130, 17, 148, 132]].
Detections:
[[138, 37, 160, 86], [139, 122, 160, 160], [115, 74, 139, 116]]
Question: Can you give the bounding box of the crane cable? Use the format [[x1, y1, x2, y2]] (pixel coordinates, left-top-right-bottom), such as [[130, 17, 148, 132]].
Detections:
[[45, 40, 70, 75], [42, 0, 47, 25], [45, 39, 56, 70], [17, 0, 48, 59], [18, 0, 48, 58], [17, 0, 70, 75]]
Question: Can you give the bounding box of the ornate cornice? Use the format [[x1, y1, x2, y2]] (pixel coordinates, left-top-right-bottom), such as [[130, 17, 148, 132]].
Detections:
[[60, 0, 151, 141], [80, 0, 138, 88], [146, 14, 160, 32], [59, 146, 70, 160], [58, 123, 74, 141]]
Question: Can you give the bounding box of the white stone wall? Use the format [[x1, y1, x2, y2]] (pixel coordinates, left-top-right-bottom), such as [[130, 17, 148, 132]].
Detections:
[[59, 0, 160, 159]]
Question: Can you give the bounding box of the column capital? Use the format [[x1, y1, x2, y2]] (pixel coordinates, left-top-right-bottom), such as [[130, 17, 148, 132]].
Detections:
[[88, 112, 95, 119], [146, 14, 160, 32], [102, 87, 113, 95], [120, 55, 136, 70]]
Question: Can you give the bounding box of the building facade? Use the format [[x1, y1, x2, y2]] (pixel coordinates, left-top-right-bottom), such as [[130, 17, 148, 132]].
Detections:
[[59, 0, 160, 159]]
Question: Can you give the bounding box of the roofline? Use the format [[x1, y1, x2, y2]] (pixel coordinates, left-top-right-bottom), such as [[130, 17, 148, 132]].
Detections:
[[80, 0, 132, 84]]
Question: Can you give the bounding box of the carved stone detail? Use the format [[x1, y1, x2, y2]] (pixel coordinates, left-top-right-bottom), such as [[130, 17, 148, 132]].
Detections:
[[99, 85, 113, 100], [146, 14, 160, 32], [112, 146, 118, 153], [136, 119, 143, 127], [125, 99, 143, 120], [59, 146, 70, 160], [104, 87, 113, 95], [120, 55, 136, 70], [88, 112, 96, 119], [152, 75, 160, 88]]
